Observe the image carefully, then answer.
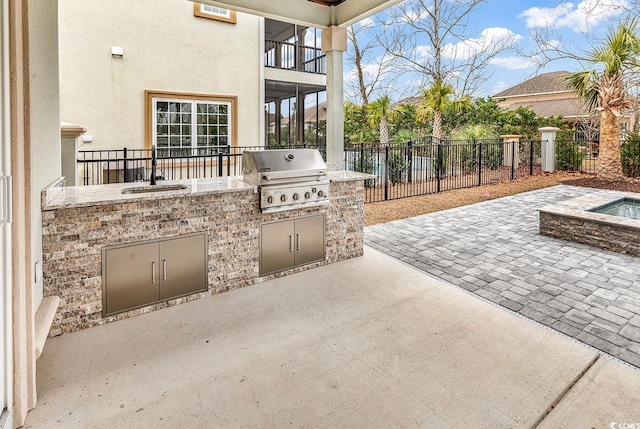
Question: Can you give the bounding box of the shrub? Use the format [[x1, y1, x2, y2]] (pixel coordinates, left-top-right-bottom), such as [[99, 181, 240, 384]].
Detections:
[[555, 140, 584, 171], [353, 149, 376, 187], [621, 136, 640, 178], [387, 150, 408, 184]]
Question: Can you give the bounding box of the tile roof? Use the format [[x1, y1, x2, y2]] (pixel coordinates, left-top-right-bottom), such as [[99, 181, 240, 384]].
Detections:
[[501, 98, 586, 119], [494, 71, 572, 97]]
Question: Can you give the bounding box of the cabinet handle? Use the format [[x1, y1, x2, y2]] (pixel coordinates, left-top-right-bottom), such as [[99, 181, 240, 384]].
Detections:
[[152, 261, 156, 283], [289, 235, 293, 253], [296, 234, 301, 251], [163, 260, 167, 281]]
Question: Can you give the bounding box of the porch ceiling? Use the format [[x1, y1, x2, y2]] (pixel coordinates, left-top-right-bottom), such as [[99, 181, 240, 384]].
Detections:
[[190, 0, 402, 28]]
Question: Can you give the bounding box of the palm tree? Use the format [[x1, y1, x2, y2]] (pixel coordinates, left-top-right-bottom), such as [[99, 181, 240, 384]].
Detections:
[[367, 96, 392, 146], [564, 19, 640, 180], [417, 80, 470, 141]]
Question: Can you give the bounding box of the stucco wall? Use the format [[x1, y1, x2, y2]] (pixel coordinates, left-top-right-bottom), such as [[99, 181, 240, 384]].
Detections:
[[58, 0, 262, 151], [29, 0, 61, 307]]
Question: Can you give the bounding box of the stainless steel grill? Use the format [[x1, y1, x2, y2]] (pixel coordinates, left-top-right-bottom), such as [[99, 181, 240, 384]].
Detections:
[[242, 149, 329, 213]]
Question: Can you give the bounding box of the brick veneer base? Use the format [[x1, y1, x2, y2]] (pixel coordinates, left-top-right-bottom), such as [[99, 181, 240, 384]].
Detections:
[[43, 180, 365, 335]]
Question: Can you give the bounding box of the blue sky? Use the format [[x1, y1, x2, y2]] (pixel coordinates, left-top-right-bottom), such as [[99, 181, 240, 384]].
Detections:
[[343, 0, 631, 102]]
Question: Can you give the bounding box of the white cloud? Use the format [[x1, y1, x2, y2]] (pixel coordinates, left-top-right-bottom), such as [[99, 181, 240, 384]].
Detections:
[[489, 56, 535, 70], [490, 81, 511, 95], [344, 61, 383, 84], [441, 28, 521, 60], [356, 16, 375, 29], [519, 0, 628, 32]]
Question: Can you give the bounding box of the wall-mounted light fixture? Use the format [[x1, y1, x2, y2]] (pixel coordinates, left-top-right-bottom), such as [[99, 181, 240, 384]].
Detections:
[[82, 134, 93, 143], [111, 46, 124, 58]]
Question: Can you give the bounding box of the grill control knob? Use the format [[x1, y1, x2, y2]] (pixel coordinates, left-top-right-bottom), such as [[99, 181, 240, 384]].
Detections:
[[267, 196, 274, 204], [304, 191, 311, 199], [312, 187, 317, 193], [280, 194, 287, 202], [293, 193, 300, 201], [318, 190, 325, 198]]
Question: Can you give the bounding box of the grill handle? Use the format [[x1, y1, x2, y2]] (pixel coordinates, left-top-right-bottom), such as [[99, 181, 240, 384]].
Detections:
[[262, 171, 327, 181]]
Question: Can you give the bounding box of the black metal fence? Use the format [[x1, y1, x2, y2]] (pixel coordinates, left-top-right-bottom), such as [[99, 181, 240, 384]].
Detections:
[[345, 138, 543, 203], [77, 144, 323, 186], [621, 139, 640, 178], [78, 137, 630, 203], [554, 139, 598, 174]]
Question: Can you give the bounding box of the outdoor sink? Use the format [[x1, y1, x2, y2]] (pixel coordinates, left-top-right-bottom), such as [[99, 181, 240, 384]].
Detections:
[[121, 184, 189, 194]]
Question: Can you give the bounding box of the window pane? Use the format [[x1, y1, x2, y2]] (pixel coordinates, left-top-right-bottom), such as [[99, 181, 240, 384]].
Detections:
[[197, 125, 206, 136], [219, 115, 227, 125], [157, 137, 168, 147], [208, 115, 218, 125], [182, 125, 191, 136], [181, 103, 191, 113], [157, 102, 168, 112], [157, 113, 168, 124], [157, 125, 168, 136], [219, 126, 228, 135], [182, 114, 190, 124], [219, 105, 228, 114], [170, 136, 180, 147], [209, 126, 218, 135], [208, 104, 218, 114], [197, 104, 208, 114]]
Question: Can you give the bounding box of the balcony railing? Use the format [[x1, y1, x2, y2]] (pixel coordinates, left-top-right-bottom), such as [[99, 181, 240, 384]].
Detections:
[[77, 144, 324, 186], [264, 39, 326, 74]]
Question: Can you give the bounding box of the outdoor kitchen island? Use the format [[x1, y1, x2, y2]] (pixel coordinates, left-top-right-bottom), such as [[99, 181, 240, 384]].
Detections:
[[41, 170, 370, 336]]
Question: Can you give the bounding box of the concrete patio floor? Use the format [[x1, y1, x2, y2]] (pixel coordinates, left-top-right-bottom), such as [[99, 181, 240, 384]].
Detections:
[[25, 247, 640, 428]]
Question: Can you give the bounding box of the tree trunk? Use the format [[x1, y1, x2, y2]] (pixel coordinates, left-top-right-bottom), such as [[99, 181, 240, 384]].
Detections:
[[380, 117, 389, 146], [432, 110, 442, 142], [598, 108, 624, 180]]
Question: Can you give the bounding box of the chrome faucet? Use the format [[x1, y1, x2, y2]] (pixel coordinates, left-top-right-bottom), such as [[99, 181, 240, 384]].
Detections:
[[150, 145, 157, 185]]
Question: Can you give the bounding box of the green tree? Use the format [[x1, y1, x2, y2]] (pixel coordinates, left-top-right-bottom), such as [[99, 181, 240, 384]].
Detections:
[[344, 101, 375, 145], [367, 96, 392, 145], [417, 81, 471, 140], [564, 19, 640, 180]]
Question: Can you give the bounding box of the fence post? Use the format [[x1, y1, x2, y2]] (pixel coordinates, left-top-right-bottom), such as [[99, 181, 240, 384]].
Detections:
[[477, 139, 482, 186], [384, 145, 389, 201], [218, 153, 223, 176], [436, 143, 442, 193], [500, 135, 521, 180], [529, 140, 534, 176], [407, 139, 413, 184], [540, 127, 559, 172]]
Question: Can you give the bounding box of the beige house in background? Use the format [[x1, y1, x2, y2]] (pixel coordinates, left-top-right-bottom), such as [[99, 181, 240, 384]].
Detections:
[[493, 70, 635, 141], [59, 0, 329, 183]]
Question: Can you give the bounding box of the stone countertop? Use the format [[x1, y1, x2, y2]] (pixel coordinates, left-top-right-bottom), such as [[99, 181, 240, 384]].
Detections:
[[326, 170, 374, 182], [42, 177, 254, 210], [43, 171, 372, 210]]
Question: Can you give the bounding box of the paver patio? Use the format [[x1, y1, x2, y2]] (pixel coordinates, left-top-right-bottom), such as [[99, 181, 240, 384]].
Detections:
[[366, 185, 640, 368]]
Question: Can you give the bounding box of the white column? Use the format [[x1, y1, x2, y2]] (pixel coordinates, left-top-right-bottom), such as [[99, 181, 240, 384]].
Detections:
[[322, 26, 347, 170], [539, 127, 559, 173], [501, 134, 521, 167]]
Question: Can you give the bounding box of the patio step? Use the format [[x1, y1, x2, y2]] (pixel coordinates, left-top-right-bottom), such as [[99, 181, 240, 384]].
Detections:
[[35, 296, 60, 359]]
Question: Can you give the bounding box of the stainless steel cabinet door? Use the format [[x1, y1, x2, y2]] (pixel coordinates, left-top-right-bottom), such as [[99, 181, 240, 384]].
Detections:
[[103, 242, 159, 315], [159, 233, 207, 300], [260, 219, 295, 275], [294, 215, 325, 267]]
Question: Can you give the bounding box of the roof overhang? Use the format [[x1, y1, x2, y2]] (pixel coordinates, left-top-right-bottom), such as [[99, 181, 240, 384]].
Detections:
[[190, 0, 403, 28]]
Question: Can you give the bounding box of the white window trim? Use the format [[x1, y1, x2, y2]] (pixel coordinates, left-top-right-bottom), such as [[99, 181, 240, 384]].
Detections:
[[151, 97, 233, 156], [193, 3, 236, 23]]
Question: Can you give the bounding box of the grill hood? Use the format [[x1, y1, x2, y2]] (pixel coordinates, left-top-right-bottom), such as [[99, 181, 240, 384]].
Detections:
[[242, 149, 327, 186]]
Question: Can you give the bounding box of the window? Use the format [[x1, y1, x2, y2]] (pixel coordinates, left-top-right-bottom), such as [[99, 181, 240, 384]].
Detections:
[[193, 3, 236, 23], [145, 91, 237, 157]]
